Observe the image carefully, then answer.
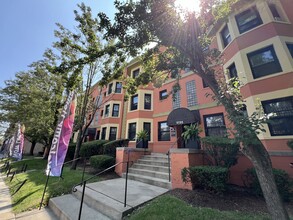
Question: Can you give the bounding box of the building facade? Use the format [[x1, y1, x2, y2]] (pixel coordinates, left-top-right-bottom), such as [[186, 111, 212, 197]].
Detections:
[[87, 0, 293, 179]]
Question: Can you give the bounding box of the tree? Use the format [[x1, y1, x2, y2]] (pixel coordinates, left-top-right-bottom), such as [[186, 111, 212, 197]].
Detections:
[[94, 0, 289, 219]]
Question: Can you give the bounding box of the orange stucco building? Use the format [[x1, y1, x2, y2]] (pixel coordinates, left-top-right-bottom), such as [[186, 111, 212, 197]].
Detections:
[[86, 0, 293, 188]]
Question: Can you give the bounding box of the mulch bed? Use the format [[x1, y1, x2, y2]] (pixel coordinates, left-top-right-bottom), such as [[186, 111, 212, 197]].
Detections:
[[167, 186, 293, 216]]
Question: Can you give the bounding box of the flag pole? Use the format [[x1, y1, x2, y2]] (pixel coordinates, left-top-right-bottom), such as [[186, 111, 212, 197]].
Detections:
[[39, 169, 51, 210]]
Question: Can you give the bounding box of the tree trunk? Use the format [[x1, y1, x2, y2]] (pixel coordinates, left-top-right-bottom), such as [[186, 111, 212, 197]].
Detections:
[[71, 127, 83, 170], [241, 142, 289, 220], [29, 140, 36, 156]]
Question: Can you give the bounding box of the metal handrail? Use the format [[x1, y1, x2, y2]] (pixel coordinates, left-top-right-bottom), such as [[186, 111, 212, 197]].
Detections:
[[166, 137, 181, 182]]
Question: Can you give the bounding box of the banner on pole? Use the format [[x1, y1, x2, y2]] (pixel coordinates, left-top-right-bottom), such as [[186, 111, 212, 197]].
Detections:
[[46, 91, 77, 176], [11, 123, 25, 161]]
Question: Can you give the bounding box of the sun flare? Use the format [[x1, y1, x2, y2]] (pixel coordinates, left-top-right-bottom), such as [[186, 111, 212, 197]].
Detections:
[[175, 0, 201, 13]]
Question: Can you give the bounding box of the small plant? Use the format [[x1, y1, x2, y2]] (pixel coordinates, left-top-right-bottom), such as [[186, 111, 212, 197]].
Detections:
[[287, 140, 293, 150], [136, 130, 149, 141], [243, 168, 293, 202], [89, 155, 115, 170], [182, 166, 229, 193], [181, 123, 200, 141]]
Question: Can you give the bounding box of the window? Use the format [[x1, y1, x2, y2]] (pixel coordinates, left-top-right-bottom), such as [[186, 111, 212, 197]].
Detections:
[[95, 113, 99, 122], [108, 83, 113, 95], [172, 91, 181, 109], [228, 63, 238, 78], [100, 110, 104, 117], [105, 105, 110, 117], [204, 113, 227, 137], [262, 97, 293, 136], [235, 6, 262, 34], [202, 79, 209, 88], [101, 127, 107, 140], [95, 130, 100, 140], [269, 4, 282, 21], [115, 82, 122, 93], [112, 104, 119, 117], [132, 68, 140, 78], [104, 92, 106, 97], [143, 122, 151, 141], [247, 45, 282, 79], [128, 123, 136, 141], [221, 25, 231, 47], [186, 80, 197, 107], [130, 95, 138, 111], [287, 43, 293, 58], [144, 94, 152, 110], [158, 122, 170, 141], [159, 90, 168, 100], [109, 127, 117, 141]]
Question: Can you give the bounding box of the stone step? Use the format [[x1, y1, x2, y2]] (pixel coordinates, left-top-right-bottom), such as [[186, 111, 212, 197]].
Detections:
[[141, 155, 169, 162], [123, 173, 171, 189], [136, 159, 170, 167], [128, 168, 170, 180], [49, 194, 111, 220], [131, 163, 170, 173], [143, 154, 169, 160]]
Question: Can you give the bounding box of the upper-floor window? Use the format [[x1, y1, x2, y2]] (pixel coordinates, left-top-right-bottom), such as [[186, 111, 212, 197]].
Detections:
[[247, 45, 282, 79], [112, 104, 119, 117], [105, 104, 110, 117], [228, 63, 238, 78], [186, 80, 197, 107], [172, 91, 181, 109], [144, 94, 152, 110], [202, 79, 209, 88], [286, 43, 293, 58], [235, 6, 262, 34], [130, 94, 138, 111], [128, 123, 136, 141], [100, 110, 104, 117], [158, 121, 170, 141], [221, 25, 231, 48], [108, 83, 113, 95], [109, 127, 117, 141], [204, 113, 227, 137], [268, 3, 282, 21], [262, 96, 293, 136], [115, 82, 122, 93], [159, 89, 168, 100], [132, 68, 140, 78]]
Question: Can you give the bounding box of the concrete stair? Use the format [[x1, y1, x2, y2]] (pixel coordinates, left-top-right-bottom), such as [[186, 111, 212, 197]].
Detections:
[[123, 153, 171, 189], [48, 178, 168, 220]]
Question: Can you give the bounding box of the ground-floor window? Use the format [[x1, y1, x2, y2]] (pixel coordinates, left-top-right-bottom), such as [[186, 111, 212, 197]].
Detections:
[[109, 127, 117, 140], [128, 123, 136, 140], [158, 121, 170, 141], [204, 113, 226, 137], [101, 127, 107, 140], [143, 122, 151, 141], [262, 96, 293, 136]]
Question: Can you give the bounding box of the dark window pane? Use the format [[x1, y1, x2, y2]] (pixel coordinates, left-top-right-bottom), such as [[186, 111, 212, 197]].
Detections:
[[112, 104, 119, 117], [132, 69, 140, 78], [100, 110, 104, 117], [221, 25, 231, 47], [128, 123, 136, 140], [204, 113, 226, 137], [144, 94, 152, 110], [247, 45, 282, 79], [235, 6, 263, 34], [143, 122, 151, 141], [115, 82, 122, 93], [159, 89, 168, 100], [287, 43, 293, 58], [109, 127, 117, 141], [262, 97, 293, 136], [105, 105, 110, 117], [108, 83, 113, 95], [228, 63, 238, 78], [96, 130, 100, 140], [158, 121, 170, 141], [130, 95, 138, 110], [202, 79, 209, 88], [269, 4, 281, 21], [101, 127, 107, 140]]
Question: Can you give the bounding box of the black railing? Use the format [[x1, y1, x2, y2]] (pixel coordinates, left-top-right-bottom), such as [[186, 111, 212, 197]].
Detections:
[[72, 149, 133, 220], [166, 137, 181, 182]]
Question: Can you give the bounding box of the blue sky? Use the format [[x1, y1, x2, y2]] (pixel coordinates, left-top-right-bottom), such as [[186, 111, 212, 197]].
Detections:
[[0, 0, 116, 88]]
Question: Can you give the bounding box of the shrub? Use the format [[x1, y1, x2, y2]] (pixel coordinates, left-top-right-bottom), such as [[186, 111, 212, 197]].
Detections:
[[79, 140, 108, 158], [89, 155, 115, 170], [287, 139, 293, 150], [243, 168, 293, 202], [66, 142, 76, 160], [103, 139, 129, 157], [182, 166, 229, 193], [201, 137, 239, 168]]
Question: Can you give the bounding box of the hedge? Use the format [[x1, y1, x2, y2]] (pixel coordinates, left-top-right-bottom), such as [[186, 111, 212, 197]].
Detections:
[[79, 140, 108, 158], [103, 139, 129, 157], [243, 168, 293, 202], [66, 142, 76, 160], [89, 155, 115, 170], [182, 166, 229, 193]]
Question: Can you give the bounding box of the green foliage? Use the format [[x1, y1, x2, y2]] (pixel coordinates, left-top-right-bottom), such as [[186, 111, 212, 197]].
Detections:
[[287, 140, 293, 150], [243, 168, 293, 202], [136, 130, 149, 140], [89, 155, 115, 170], [79, 140, 108, 158], [181, 123, 201, 141], [182, 166, 229, 193], [66, 142, 77, 160], [201, 137, 239, 168], [103, 139, 129, 157]]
